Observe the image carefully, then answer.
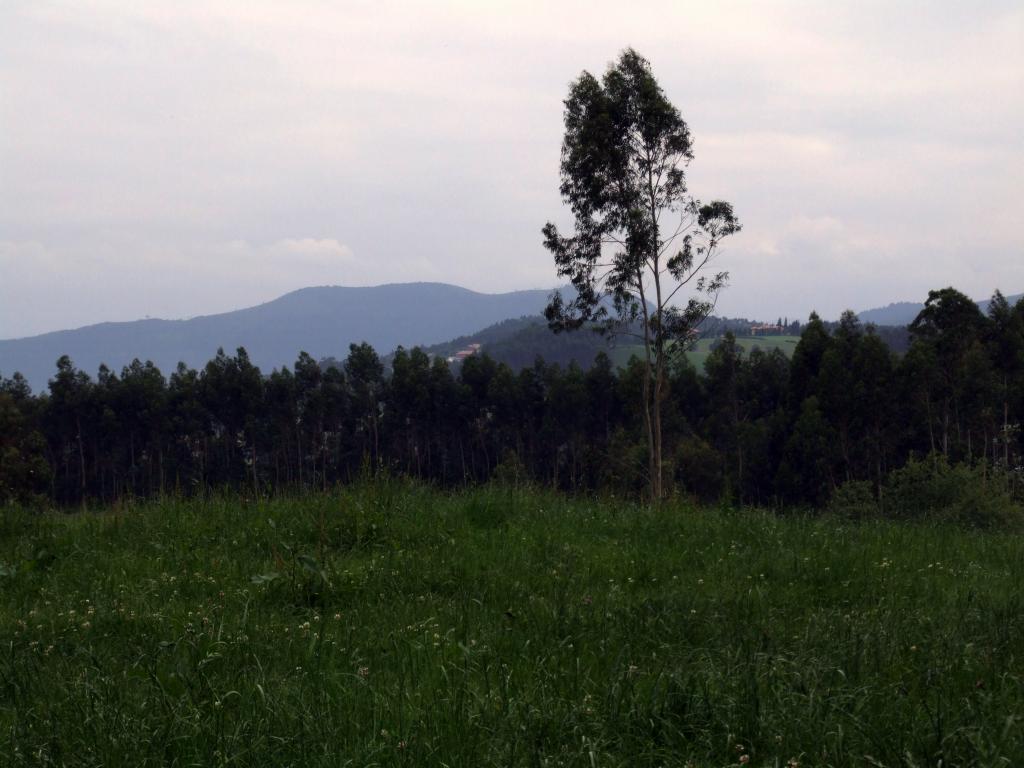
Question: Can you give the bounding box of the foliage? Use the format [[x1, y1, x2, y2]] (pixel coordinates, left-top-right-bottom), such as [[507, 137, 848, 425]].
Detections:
[[0, 286, 1022, 513], [672, 436, 723, 503], [827, 479, 880, 520], [542, 48, 739, 500], [884, 453, 1022, 529]]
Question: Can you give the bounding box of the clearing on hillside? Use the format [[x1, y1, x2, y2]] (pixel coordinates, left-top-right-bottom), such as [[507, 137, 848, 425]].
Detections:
[[610, 335, 801, 371]]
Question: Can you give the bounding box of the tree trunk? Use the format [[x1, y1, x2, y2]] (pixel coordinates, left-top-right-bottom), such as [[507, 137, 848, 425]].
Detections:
[[653, 353, 665, 501], [76, 416, 86, 503], [1005, 395, 1010, 465], [635, 270, 659, 502], [925, 393, 936, 454]]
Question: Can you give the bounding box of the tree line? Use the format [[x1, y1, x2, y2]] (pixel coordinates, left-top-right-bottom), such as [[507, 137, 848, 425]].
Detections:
[[0, 286, 1022, 512]]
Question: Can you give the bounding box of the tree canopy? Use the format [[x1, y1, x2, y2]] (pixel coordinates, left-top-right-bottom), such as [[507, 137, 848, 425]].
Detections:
[[543, 48, 740, 500]]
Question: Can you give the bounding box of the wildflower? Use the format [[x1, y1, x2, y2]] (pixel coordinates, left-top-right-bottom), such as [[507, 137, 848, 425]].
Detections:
[[357, 666, 370, 678], [739, 756, 750, 765]]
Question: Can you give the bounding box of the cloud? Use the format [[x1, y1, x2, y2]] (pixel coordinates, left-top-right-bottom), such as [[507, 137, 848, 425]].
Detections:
[[0, 1, 1021, 334]]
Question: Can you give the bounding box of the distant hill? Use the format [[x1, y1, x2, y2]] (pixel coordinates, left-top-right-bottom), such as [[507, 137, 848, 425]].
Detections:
[[857, 292, 1023, 327], [0, 283, 566, 391], [425, 309, 921, 373], [412, 314, 775, 373], [385, 314, 611, 372]]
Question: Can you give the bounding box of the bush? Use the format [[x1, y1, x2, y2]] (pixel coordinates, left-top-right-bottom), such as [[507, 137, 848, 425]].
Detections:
[[884, 453, 1022, 529], [828, 480, 879, 520], [492, 450, 529, 489]]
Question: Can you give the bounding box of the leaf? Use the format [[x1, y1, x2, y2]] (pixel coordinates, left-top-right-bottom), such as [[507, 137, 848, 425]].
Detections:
[[250, 572, 280, 585], [297, 554, 328, 583]]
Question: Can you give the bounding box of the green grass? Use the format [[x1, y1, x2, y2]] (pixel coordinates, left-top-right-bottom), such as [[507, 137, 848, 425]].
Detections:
[[3, 484, 1024, 766], [610, 336, 801, 371]]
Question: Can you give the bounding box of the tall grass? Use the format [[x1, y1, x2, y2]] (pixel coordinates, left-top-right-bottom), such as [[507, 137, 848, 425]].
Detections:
[[2, 483, 1023, 766]]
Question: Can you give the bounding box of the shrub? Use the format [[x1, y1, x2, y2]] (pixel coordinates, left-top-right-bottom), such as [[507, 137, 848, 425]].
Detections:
[[884, 453, 1022, 529], [492, 450, 529, 489], [828, 480, 880, 520]]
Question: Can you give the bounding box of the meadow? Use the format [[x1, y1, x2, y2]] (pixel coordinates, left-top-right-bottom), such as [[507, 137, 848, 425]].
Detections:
[[610, 336, 801, 370], [2, 484, 1024, 767]]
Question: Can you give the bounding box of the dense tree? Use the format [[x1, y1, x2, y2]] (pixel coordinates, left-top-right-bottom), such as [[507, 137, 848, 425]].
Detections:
[[908, 288, 989, 457], [46, 356, 94, 503], [776, 396, 835, 507], [1, 285, 1022, 512], [852, 330, 897, 495], [345, 343, 385, 469], [542, 48, 740, 501], [987, 291, 1024, 464], [0, 375, 49, 503]]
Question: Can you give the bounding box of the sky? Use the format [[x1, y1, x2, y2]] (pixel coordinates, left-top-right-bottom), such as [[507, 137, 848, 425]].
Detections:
[[1, 0, 1022, 339]]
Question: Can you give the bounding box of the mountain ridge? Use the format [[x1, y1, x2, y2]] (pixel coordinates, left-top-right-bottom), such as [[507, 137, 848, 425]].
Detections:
[[0, 282, 564, 391], [856, 291, 1023, 326]]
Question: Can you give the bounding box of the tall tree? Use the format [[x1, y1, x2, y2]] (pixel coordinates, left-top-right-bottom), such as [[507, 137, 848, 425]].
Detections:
[[345, 343, 385, 469], [47, 356, 94, 503], [986, 291, 1024, 464], [0, 375, 50, 504], [542, 48, 740, 500], [909, 288, 988, 456]]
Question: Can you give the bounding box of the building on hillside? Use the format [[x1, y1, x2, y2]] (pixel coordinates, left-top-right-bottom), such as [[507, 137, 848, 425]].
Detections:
[[446, 343, 482, 364], [750, 324, 784, 336]]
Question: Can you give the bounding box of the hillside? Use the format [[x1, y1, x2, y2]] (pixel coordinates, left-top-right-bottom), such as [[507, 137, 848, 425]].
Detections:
[[408, 315, 612, 371], [0, 283, 564, 391], [857, 291, 1023, 326]]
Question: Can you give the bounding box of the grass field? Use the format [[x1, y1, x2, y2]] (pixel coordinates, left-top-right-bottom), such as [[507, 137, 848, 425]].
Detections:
[[610, 336, 801, 371], [3, 484, 1024, 766]]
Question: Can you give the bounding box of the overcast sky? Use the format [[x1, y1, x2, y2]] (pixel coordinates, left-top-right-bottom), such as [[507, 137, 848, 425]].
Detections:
[[2, 0, 1022, 338]]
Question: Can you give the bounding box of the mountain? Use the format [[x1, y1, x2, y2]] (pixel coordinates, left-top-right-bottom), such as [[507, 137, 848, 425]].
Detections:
[[857, 292, 1023, 327], [856, 302, 925, 327], [0, 283, 564, 392]]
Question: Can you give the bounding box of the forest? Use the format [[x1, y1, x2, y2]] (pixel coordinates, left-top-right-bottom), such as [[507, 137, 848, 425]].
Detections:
[[2, 286, 1021, 521]]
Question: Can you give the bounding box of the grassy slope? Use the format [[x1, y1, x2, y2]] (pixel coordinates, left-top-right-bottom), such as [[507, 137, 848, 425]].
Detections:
[[3, 485, 1024, 766], [610, 335, 801, 371]]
